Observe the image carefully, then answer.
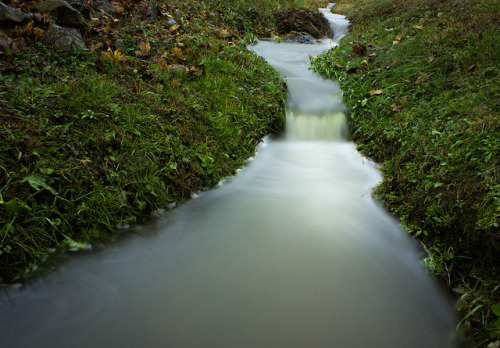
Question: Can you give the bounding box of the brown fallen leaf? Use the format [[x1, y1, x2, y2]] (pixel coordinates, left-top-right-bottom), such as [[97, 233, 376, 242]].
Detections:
[[136, 41, 151, 57], [352, 42, 367, 56], [346, 67, 362, 75], [172, 46, 185, 60], [171, 78, 181, 87], [391, 103, 402, 111], [369, 89, 383, 96], [416, 72, 430, 84], [428, 56, 435, 62], [396, 34, 403, 40]]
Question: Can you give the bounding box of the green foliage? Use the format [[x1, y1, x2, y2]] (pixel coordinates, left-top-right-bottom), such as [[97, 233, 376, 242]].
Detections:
[[0, 0, 289, 282], [312, 0, 498, 344]]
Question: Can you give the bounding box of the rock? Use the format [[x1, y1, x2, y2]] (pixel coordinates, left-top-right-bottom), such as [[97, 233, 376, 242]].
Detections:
[[115, 38, 125, 49], [36, 0, 85, 27], [167, 18, 177, 26], [70, 2, 93, 19], [42, 23, 86, 51], [281, 32, 316, 44], [274, 8, 329, 39], [0, 2, 32, 27], [93, 0, 115, 16]]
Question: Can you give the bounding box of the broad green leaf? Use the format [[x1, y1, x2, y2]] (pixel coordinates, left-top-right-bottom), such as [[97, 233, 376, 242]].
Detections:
[[492, 304, 500, 316], [22, 175, 58, 195], [3, 198, 31, 215]]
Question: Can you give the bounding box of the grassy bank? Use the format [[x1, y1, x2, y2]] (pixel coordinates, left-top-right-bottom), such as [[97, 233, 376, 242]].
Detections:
[[0, 0, 305, 283], [312, 0, 499, 344]]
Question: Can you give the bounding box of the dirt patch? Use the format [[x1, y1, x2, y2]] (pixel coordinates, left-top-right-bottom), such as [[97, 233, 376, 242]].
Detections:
[[274, 8, 330, 39]]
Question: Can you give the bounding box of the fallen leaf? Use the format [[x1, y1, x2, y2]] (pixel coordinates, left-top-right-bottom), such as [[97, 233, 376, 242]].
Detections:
[[352, 42, 367, 56], [396, 34, 403, 40], [369, 89, 383, 96], [346, 67, 362, 74], [413, 25, 423, 29], [393, 40, 400, 45], [428, 56, 435, 62], [416, 72, 430, 84], [136, 41, 151, 57], [169, 24, 180, 32], [361, 60, 368, 68], [171, 78, 181, 86], [391, 103, 402, 111], [172, 46, 185, 60]]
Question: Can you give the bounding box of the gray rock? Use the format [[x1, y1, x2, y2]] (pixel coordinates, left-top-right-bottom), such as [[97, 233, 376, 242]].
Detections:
[[93, 0, 115, 16], [42, 24, 86, 51], [281, 32, 317, 44], [0, 2, 32, 27], [115, 38, 125, 49], [167, 18, 177, 26], [70, 2, 92, 19], [36, 0, 85, 27]]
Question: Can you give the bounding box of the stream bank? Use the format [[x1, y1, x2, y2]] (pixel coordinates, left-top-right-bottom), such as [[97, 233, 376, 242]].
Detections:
[[311, 0, 499, 344], [1, 0, 308, 283]]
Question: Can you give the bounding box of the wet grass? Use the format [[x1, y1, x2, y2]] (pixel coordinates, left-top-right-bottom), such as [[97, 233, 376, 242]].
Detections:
[[0, 0, 302, 283], [311, 0, 499, 344]]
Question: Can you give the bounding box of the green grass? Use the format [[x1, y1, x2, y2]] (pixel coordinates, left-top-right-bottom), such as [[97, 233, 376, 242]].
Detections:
[[312, 0, 499, 344], [0, 0, 299, 283]]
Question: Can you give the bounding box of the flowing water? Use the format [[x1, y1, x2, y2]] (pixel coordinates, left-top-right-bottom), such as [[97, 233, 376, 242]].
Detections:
[[0, 8, 458, 348]]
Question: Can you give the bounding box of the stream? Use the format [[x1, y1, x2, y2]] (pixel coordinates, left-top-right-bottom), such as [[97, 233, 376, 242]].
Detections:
[[0, 7, 458, 348]]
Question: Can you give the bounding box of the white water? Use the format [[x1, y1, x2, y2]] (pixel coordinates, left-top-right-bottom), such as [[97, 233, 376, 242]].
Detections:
[[0, 8, 457, 348]]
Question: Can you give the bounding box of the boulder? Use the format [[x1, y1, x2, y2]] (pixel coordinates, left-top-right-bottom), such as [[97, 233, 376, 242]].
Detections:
[[36, 0, 85, 27], [0, 2, 32, 27], [93, 0, 115, 16], [42, 23, 86, 51], [70, 2, 93, 19], [274, 8, 329, 39]]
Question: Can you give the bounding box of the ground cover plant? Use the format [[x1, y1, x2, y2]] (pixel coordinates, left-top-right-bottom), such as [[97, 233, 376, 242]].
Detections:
[[0, 0, 313, 283], [312, 0, 499, 344]]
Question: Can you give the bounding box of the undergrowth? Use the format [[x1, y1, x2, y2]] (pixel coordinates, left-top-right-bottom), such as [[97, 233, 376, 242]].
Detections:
[[312, 0, 499, 345], [0, 0, 298, 283]]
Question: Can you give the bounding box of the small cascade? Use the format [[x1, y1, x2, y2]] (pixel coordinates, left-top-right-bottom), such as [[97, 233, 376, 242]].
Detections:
[[286, 111, 348, 141]]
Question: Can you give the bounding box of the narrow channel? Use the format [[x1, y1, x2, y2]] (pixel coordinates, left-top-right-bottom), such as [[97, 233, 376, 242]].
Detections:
[[0, 7, 457, 348]]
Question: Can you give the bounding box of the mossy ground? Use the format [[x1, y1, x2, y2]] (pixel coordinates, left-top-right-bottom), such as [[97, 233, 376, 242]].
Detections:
[[312, 0, 499, 344], [0, 0, 311, 283]]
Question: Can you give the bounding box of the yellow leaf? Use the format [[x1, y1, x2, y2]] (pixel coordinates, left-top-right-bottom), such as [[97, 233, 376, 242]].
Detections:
[[169, 24, 180, 32], [102, 48, 124, 64], [33, 28, 45, 38], [369, 89, 383, 95], [172, 46, 185, 60], [136, 41, 151, 57], [390, 103, 402, 111]]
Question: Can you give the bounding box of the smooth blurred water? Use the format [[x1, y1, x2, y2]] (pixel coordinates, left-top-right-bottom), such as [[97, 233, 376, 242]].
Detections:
[[0, 8, 457, 348]]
